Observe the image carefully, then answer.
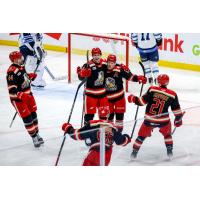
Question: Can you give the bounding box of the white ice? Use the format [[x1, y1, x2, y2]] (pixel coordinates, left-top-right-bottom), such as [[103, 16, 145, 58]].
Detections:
[[0, 45, 200, 166]]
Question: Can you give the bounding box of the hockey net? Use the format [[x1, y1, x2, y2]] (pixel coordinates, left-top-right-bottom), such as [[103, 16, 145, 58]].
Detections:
[[44, 33, 142, 93], [67, 33, 130, 83]]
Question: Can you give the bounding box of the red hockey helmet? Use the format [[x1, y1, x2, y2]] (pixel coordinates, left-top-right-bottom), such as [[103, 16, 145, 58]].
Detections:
[[157, 74, 169, 86], [91, 47, 102, 56], [9, 51, 23, 62], [107, 54, 116, 63], [98, 106, 110, 120]]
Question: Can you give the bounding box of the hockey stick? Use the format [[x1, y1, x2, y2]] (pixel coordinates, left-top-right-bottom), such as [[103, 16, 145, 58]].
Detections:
[[130, 61, 145, 139], [171, 111, 186, 135], [44, 66, 67, 81], [81, 50, 89, 126], [9, 59, 41, 128], [55, 78, 87, 166]]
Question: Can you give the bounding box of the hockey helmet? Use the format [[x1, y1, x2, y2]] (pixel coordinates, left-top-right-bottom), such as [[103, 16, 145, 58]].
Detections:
[[91, 47, 102, 56], [157, 74, 169, 86], [9, 51, 23, 63], [107, 54, 116, 63]]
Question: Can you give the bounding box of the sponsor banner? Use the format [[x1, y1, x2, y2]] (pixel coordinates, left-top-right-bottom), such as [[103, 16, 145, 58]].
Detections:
[[0, 33, 200, 66]]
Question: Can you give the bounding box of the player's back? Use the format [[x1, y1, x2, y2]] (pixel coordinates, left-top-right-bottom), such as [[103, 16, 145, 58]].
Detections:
[[144, 85, 178, 124], [131, 33, 162, 53]]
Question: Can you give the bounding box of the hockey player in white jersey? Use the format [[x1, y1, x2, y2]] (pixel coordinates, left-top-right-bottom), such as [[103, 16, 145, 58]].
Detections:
[[19, 33, 46, 88], [131, 33, 162, 85]]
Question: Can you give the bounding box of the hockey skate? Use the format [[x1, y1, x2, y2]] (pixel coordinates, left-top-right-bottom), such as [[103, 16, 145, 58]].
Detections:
[[167, 147, 173, 159], [37, 134, 44, 145], [32, 135, 41, 148], [130, 149, 138, 160]]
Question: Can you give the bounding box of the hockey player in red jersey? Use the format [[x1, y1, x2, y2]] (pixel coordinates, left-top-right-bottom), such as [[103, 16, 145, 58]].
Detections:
[[6, 51, 44, 148], [128, 74, 183, 159], [105, 54, 147, 132], [62, 107, 131, 166], [77, 47, 109, 124]]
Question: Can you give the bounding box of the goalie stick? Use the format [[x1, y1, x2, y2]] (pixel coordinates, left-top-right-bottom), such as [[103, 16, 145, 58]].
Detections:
[[9, 59, 41, 128], [44, 66, 67, 81], [55, 78, 87, 166], [130, 61, 145, 139]]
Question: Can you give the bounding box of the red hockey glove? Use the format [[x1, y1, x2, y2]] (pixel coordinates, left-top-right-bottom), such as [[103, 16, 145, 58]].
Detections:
[[17, 92, 30, 103], [28, 73, 37, 81], [76, 66, 81, 75], [80, 68, 91, 78], [127, 94, 136, 103], [120, 64, 130, 71], [174, 118, 182, 127], [62, 123, 73, 135], [137, 75, 147, 84]]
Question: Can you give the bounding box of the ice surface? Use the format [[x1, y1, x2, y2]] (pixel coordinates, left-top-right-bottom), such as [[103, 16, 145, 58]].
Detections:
[[0, 45, 200, 166]]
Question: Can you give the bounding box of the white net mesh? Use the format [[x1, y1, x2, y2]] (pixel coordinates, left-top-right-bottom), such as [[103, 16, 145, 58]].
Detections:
[[69, 33, 129, 83]]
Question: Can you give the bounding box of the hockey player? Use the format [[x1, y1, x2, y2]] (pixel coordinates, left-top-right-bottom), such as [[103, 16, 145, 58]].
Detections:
[[19, 33, 46, 88], [127, 74, 183, 159], [6, 51, 44, 148], [61, 107, 131, 166], [77, 47, 109, 123], [105, 54, 147, 132], [131, 33, 162, 85]]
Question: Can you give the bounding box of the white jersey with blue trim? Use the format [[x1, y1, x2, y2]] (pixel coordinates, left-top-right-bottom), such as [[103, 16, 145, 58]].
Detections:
[[19, 33, 43, 48], [131, 33, 162, 53]]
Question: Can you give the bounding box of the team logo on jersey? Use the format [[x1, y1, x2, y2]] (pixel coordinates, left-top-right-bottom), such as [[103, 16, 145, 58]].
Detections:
[[21, 74, 31, 89], [97, 129, 114, 146], [94, 71, 104, 86], [105, 77, 117, 91]]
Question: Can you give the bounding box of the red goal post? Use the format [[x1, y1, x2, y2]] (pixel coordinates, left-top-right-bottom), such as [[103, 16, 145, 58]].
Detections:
[[67, 33, 130, 91]]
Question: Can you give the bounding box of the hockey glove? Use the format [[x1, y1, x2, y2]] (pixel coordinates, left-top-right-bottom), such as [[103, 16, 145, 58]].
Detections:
[[120, 64, 130, 72], [137, 75, 147, 84], [80, 68, 91, 78], [127, 94, 136, 103], [62, 123, 74, 135], [122, 134, 131, 146], [174, 117, 182, 127], [28, 73, 37, 81], [17, 92, 30, 103]]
